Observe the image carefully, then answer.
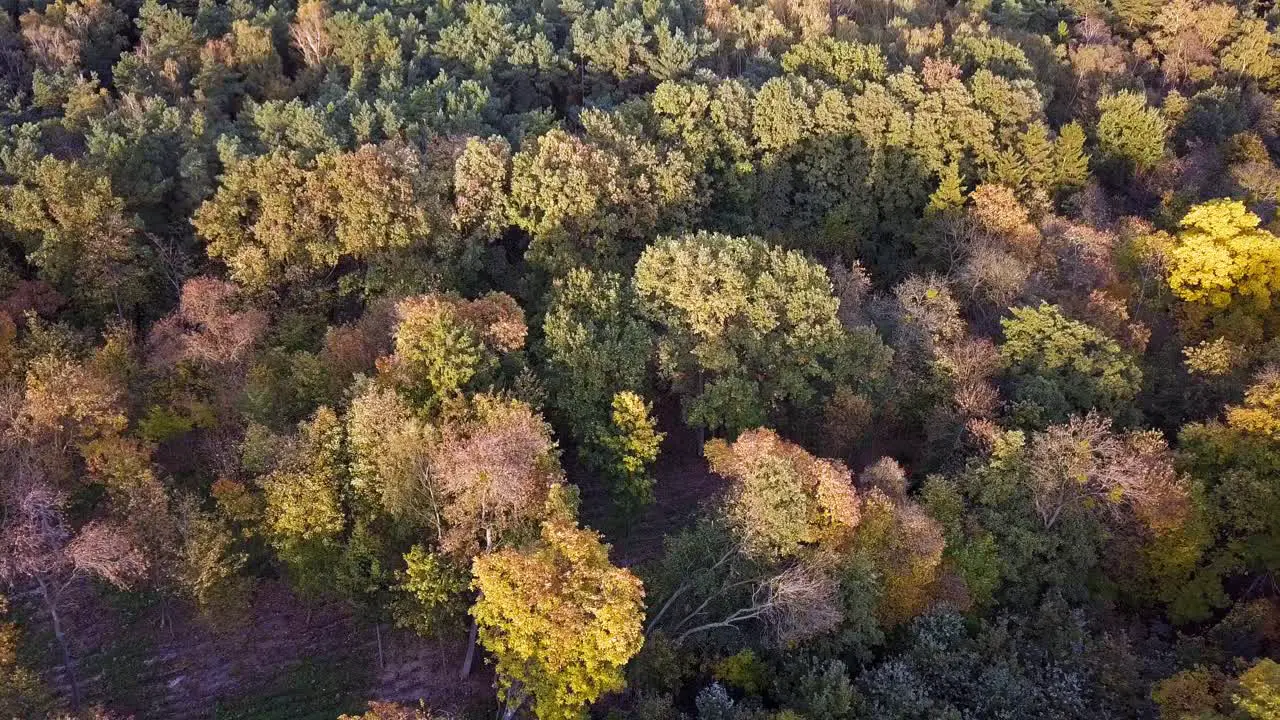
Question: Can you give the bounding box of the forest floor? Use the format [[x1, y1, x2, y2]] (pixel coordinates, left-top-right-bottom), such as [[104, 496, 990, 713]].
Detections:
[[16, 579, 492, 719]]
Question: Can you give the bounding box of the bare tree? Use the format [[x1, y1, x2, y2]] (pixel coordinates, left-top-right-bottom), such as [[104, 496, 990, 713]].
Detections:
[[1027, 413, 1187, 530], [0, 461, 146, 710], [650, 551, 840, 647]]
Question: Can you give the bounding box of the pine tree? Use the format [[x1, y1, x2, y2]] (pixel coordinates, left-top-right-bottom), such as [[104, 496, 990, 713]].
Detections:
[[1096, 92, 1167, 174], [926, 162, 967, 216], [988, 149, 1030, 195], [1052, 122, 1090, 192], [1020, 121, 1054, 193]]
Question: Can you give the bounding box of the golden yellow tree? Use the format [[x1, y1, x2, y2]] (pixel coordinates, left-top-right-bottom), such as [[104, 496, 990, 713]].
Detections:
[[471, 520, 645, 720], [1167, 199, 1280, 340]]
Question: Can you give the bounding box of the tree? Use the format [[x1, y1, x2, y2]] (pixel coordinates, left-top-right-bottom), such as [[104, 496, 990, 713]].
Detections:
[[1175, 368, 1280, 620], [1053, 122, 1090, 191], [346, 382, 438, 531], [1022, 414, 1187, 531], [290, 0, 333, 69], [508, 113, 697, 275], [999, 303, 1143, 427], [432, 394, 562, 557], [18, 0, 126, 77], [385, 292, 527, 410], [854, 488, 948, 625], [634, 232, 889, 434], [1165, 199, 1280, 342], [391, 545, 469, 638], [1225, 366, 1280, 439], [1095, 91, 1167, 174], [644, 517, 844, 649], [1237, 659, 1280, 719], [171, 501, 250, 616], [590, 391, 664, 524], [857, 607, 1148, 719], [146, 277, 267, 369], [0, 157, 147, 315], [339, 702, 439, 720], [541, 268, 653, 444], [196, 20, 288, 110], [471, 519, 645, 720], [0, 477, 145, 711], [193, 144, 463, 289], [258, 407, 347, 594], [1152, 666, 1231, 720], [706, 428, 859, 561]]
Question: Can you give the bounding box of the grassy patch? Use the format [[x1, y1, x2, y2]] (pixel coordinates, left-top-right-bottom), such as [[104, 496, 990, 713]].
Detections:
[[210, 658, 369, 720]]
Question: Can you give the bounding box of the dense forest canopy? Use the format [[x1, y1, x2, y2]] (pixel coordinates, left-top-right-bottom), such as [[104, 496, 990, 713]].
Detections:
[[3, 0, 1280, 716]]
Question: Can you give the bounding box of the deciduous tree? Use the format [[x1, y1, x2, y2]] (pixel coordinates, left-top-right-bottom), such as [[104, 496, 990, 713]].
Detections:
[[471, 519, 645, 720]]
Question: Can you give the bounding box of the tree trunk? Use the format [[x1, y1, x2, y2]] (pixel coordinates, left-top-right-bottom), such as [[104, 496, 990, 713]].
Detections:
[[460, 617, 479, 678], [463, 529, 494, 678], [695, 369, 707, 447], [375, 622, 384, 670], [39, 578, 80, 712], [498, 682, 525, 720]]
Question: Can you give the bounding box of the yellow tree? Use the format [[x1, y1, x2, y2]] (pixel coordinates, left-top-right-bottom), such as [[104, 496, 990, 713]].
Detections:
[[471, 520, 645, 720], [1166, 199, 1280, 341], [1224, 367, 1280, 439], [1238, 658, 1280, 719], [258, 407, 347, 593]]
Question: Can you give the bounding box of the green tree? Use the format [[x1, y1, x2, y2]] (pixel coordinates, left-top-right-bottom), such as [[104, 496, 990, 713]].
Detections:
[[1053, 121, 1090, 191], [590, 391, 664, 524], [259, 407, 348, 594], [1096, 91, 1167, 174], [193, 144, 466, 289], [385, 292, 526, 410], [508, 113, 697, 275], [0, 157, 147, 316], [634, 232, 889, 434], [541, 268, 653, 443], [391, 545, 469, 638], [1000, 304, 1143, 427]]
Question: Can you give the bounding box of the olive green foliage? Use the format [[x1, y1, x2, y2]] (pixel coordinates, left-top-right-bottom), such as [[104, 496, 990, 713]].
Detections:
[[590, 391, 664, 524], [1000, 304, 1143, 427], [1096, 91, 1168, 173], [391, 545, 469, 638], [258, 407, 348, 594], [541, 268, 653, 443], [634, 232, 889, 434]]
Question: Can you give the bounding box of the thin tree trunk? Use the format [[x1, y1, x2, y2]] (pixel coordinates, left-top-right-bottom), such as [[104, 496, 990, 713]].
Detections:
[[462, 528, 494, 678], [499, 682, 525, 720], [696, 369, 706, 447], [460, 617, 479, 678], [39, 578, 80, 712], [375, 623, 384, 670]]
